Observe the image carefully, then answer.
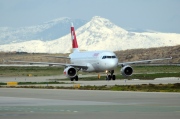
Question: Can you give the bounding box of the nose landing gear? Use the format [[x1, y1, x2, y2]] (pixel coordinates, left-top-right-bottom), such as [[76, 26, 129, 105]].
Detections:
[[106, 70, 116, 81]]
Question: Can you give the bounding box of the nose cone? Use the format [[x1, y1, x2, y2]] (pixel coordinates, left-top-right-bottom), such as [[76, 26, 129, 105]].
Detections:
[[106, 59, 118, 69]]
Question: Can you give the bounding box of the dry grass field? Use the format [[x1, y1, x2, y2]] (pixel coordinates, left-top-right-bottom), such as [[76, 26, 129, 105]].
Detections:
[[115, 45, 180, 64], [0, 53, 69, 64]]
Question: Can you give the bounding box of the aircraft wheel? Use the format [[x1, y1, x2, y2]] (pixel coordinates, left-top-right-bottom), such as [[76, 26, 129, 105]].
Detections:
[[108, 75, 112, 80], [70, 78, 74, 81], [75, 75, 78, 81], [112, 75, 116, 80]]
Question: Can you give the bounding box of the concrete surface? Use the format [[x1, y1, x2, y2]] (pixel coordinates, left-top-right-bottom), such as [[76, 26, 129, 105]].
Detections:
[[0, 88, 180, 119]]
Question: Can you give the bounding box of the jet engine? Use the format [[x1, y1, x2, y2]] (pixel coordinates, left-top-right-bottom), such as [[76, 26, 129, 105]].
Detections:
[[120, 65, 133, 77], [63, 66, 77, 78]]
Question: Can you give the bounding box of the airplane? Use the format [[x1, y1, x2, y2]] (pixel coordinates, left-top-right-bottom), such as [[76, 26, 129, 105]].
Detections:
[[8, 23, 172, 81]]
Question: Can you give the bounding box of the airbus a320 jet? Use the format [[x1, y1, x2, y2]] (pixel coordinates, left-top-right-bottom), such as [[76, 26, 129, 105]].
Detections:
[[10, 23, 172, 81]]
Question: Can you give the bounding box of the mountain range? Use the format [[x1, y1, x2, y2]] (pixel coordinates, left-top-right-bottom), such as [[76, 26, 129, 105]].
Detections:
[[0, 16, 180, 53], [0, 17, 87, 44]]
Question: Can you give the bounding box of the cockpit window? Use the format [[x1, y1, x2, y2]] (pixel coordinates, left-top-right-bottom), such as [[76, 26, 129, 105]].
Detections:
[[102, 56, 116, 59], [102, 56, 106, 59]]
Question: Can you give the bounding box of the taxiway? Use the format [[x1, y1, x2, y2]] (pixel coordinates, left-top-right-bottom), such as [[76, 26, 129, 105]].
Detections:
[[0, 88, 180, 119], [0, 75, 179, 87]]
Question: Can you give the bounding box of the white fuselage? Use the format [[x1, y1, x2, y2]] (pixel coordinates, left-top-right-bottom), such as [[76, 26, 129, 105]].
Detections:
[[69, 50, 118, 72]]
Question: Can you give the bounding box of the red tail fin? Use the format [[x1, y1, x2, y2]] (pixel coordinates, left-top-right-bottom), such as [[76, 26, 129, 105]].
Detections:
[[71, 23, 79, 52]]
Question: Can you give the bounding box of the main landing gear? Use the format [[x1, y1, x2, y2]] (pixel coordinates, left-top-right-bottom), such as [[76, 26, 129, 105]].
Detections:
[[70, 75, 78, 81], [106, 70, 116, 81]]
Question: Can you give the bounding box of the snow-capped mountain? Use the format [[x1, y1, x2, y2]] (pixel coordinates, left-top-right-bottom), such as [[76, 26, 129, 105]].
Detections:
[[0, 16, 180, 53], [0, 17, 87, 44]]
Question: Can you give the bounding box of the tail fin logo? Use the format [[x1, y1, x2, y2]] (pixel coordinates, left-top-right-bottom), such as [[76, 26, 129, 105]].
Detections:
[[71, 23, 78, 49]]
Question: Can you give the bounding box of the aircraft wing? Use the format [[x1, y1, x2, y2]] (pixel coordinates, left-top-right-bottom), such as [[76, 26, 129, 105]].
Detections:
[[118, 57, 172, 66], [7, 60, 87, 68]]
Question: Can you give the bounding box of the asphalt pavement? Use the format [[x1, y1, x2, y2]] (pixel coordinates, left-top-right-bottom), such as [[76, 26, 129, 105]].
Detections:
[[0, 88, 180, 119]]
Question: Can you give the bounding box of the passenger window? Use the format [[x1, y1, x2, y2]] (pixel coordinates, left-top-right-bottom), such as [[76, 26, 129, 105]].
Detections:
[[112, 56, 116, 58], [107, 56, 111, 58]]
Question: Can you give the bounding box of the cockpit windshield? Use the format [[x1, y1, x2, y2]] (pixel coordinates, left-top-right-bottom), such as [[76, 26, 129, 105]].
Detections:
[[102, 56, 117, 59]]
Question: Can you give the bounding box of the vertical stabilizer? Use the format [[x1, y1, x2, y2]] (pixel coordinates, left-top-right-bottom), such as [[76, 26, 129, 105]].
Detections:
[[71, 23, 79, 52]]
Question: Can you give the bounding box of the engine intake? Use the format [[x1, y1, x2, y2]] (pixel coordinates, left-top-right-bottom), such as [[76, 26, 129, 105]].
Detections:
[[63, 66, 77, 78], [120, 65, 133, 77]]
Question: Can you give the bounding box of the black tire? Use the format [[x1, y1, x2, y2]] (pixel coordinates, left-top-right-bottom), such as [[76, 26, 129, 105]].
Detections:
[[70, 78, 74, 81], [112, 75, 116, 80], [75, 75, 78, 81], [108, 75, 112, 80]]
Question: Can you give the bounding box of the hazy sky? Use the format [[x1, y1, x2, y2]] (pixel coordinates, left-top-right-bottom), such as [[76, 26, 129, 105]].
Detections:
[[0, 0, 180, 33]]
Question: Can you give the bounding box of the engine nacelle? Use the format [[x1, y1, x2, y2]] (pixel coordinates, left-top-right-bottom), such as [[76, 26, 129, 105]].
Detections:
[[120, 65, 133, 77], [63, 66, 77, 78]]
